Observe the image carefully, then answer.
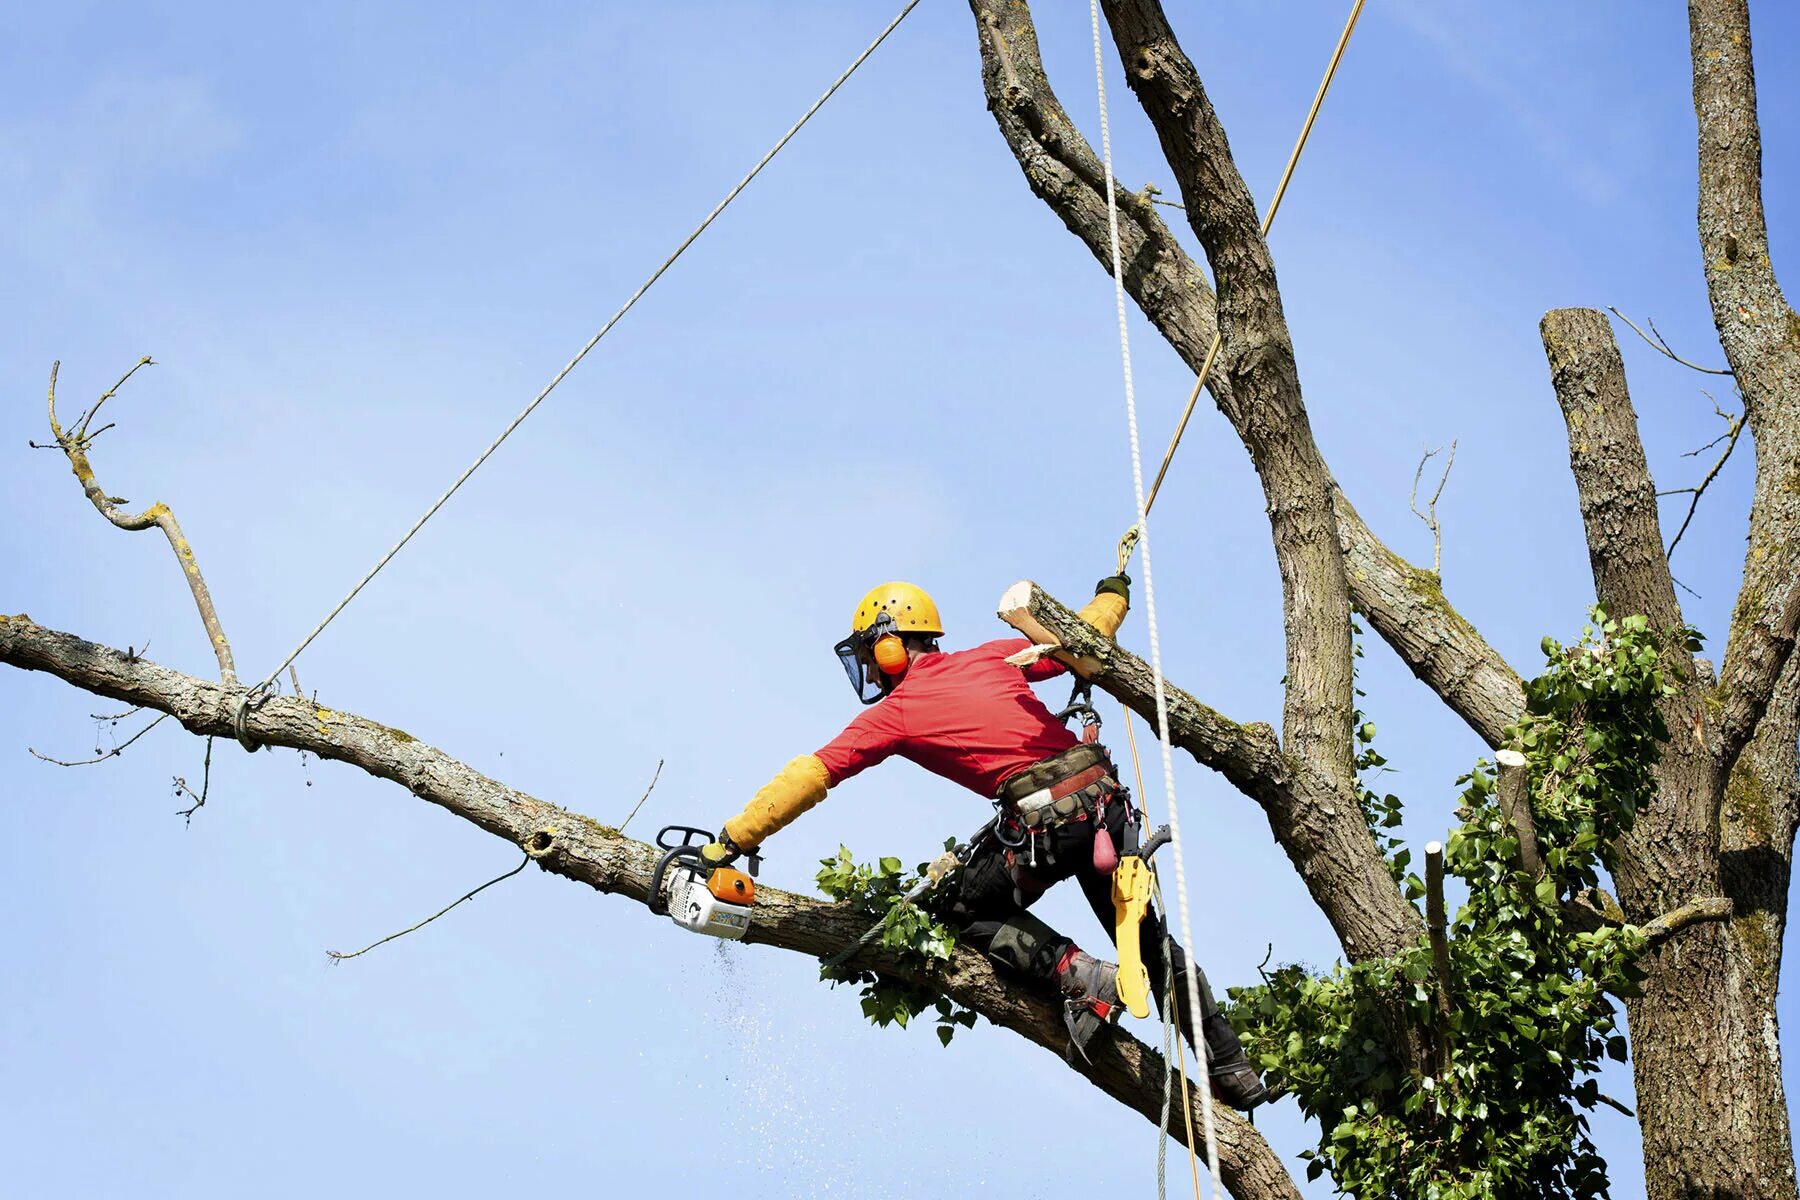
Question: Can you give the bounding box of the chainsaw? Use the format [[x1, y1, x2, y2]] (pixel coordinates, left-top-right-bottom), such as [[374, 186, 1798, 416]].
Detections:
[[647, 824, 758, 940]]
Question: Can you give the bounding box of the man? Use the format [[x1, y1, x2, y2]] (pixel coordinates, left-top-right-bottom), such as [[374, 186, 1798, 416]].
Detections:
[[703, 580, 1266, 1109]]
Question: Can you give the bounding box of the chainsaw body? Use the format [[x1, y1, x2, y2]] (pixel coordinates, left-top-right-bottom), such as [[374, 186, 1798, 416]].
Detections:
[[649, 825, 755, 940]]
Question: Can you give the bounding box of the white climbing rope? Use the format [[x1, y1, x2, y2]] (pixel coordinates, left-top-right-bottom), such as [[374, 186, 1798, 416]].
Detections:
[[248, 0, 922, 699], [1086, 3, 1223, 1195]]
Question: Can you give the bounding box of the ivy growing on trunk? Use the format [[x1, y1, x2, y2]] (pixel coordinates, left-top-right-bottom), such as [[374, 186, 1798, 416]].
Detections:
[[1228, 611, 1691, 1198]]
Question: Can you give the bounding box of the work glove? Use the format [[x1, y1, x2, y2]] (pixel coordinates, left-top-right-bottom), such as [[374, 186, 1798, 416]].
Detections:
[[1094, 573, 1131, 601], [700, 832, 744, 867]]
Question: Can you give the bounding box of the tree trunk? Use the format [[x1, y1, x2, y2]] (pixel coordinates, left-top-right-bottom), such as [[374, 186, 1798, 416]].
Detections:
[[1626, 658, 1799, 1200]]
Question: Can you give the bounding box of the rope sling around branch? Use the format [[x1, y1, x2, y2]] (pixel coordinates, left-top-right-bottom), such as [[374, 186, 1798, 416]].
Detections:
[[1117, 0, 1366, 575], [231, 0, 922, 743]]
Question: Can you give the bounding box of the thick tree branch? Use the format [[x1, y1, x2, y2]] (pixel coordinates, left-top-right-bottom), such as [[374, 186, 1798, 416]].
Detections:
[[1542, 309, 1685, 633], [967, 0, 1525, 753], [998, 582, 1424, 962], [0, 612, 1297, 1200], [1689, 0, 1800, 779], [44, 361, 239, 684], [1097, 0, 1354, 787], [1332, 490, 1526, 747]]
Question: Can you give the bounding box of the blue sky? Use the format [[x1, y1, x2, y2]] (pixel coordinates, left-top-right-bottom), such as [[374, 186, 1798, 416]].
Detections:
[[2, 2, 1795, 1196]]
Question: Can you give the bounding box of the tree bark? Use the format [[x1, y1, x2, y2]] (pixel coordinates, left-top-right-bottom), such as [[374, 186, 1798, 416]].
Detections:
[[1691, 0, 1800, 780], [968, 0, 1524, 754], [1608, 7, 1800, 1196], [0, 612, 1301, 1200]]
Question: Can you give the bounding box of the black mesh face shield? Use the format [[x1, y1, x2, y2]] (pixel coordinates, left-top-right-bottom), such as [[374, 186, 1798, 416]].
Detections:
[[833, 611, 898, 705]]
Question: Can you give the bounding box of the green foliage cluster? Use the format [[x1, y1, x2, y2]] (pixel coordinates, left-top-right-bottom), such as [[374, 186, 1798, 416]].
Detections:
[[815, 845, 978, 1046], [1229, 611, 1688, 1199]]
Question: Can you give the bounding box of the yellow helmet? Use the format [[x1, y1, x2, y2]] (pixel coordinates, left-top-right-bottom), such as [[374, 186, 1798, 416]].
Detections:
[[834, 582, 943, 704], [851, 582, 943, 636]]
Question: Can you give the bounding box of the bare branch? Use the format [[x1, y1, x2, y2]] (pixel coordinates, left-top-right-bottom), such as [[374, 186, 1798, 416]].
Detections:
[[1661, 404, 1745, 559], [617, 758, 664, 834], [173, 736, 214, 823], [1607, 307, 1733, 376], [328, 853, 531, 961], [44, 360, 240, 684], [74, 355, 155, 439], [28, 711, 170, 766], [1408, 441, 1457, 576]]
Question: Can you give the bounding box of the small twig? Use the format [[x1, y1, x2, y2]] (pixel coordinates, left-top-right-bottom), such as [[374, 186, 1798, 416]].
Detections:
[[617, 758, 665, 834], [1661, 401, 1745, 560], [1607, 308, 1733, 376], [75, 355, 155, 439], [1595, 1092, 1637, 1119], [1672, 574, 1703, 600], [1409, 441, 1457, 575], [28, 711, 169, 766], [327, 853, 531, 961], [173, 737, 215, 823], [90, 705, 143, 722]]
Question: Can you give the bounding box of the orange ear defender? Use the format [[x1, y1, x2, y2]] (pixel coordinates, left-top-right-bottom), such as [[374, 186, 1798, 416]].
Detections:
[[872, 633, 909, 675]]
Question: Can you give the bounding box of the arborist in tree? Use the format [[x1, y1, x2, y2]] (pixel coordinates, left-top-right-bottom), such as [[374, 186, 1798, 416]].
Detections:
[[701, 581, 1267, 1109]]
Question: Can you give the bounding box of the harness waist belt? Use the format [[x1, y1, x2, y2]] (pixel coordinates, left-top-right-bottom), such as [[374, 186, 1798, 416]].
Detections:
[[997, 742, 1114, 808]]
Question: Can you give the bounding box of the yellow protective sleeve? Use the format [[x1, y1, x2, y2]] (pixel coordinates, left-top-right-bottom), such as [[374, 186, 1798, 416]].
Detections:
[[723, 754, 832, 851], [1076, 591, 1129, 638]]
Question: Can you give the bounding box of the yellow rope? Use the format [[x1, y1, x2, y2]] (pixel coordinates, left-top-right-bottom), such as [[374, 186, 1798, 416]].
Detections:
[[1119, 0, 1368, 574]]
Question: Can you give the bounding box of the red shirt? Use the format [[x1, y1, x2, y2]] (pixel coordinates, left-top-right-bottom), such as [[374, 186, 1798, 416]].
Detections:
[[814, 639, 1078, 797]]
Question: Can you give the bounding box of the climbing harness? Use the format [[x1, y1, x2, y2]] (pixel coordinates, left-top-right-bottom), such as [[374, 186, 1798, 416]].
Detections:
[[1118, 0, 1368, 574], [232, 1, 923, 721]]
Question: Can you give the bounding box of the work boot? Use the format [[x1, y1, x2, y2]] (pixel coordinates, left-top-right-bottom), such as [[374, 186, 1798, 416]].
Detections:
[[1202, 1013, 1269, 1111], [1056, 947, 1122, 1065]]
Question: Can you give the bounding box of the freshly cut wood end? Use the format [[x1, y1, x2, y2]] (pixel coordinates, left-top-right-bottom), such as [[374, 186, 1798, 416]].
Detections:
[[1425, 840, 1443, 856], [997, 580, 1060, 648], [1495, 749, 1527, 768]]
